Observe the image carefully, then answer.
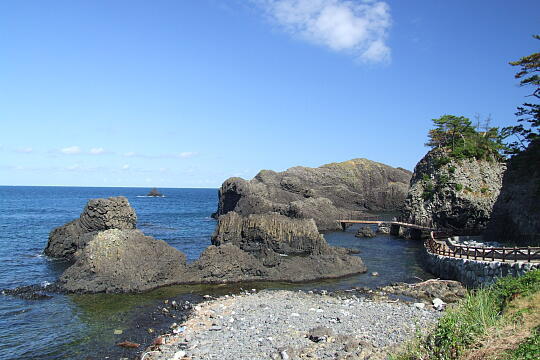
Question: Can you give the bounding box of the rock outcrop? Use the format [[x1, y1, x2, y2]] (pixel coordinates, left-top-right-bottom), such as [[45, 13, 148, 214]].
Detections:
[[147, 188, 163, 197], [50, 198, 366, 293], [213, 159, 412, 231], [400, 150, 505, 233], [44, 196, 137, 258], [355, 226, 376, 238], [485, 139, 540, 245], [211, 212, 330, 257], [199, 212, 367, 282], [60, 229, 188, 293]]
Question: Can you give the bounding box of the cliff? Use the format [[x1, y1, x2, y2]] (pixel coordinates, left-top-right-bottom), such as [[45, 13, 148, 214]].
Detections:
[[401, 149, 505, 233], [213, 158, 412, 231], [485, 139, 540, 245]]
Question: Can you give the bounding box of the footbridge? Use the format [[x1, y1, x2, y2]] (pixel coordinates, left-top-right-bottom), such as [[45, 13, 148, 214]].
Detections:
[[338, 219, 436, 238], [338, 219, 540, 263]]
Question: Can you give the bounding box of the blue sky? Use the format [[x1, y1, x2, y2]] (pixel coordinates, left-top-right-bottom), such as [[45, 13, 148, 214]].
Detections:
[[0, 0, 538, 188]]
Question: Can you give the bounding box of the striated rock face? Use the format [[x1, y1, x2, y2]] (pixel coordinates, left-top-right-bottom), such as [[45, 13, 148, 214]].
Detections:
[[51, 198, 366, 293], [44, 196, 137, 258], [202, 212, 366, 282], [60, 229, 188, 293], [214, 159, 412, 231], [401, 150, 505, 233], [485, 140, 540, 245], [211, 212, 330, 257]]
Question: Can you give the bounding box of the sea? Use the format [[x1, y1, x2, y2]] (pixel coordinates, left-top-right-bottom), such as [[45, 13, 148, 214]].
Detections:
[[0, 186, 433, 360]]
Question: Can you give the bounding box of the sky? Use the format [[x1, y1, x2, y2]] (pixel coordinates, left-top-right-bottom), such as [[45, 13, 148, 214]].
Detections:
[[0, 0, 538, 188]]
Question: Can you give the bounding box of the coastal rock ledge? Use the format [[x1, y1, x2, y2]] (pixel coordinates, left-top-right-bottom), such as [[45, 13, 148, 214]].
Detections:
[[48, 198, 366, 293], [213, 158, 412, 231]]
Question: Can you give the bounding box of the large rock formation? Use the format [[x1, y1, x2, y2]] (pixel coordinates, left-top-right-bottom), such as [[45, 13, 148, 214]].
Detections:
[[50, 198, 366, 293], [191, 212, 367, 283], [485, 139, 540, 245], [211, 212, 330, 257], [213, 159, 412, 231], [60, 229, 188, 293], [44, 196, 137, 258], [401, 150, 505, 233]]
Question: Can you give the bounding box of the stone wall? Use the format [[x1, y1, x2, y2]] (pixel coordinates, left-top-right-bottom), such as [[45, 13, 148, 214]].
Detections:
[[425, 250, 540, 288]]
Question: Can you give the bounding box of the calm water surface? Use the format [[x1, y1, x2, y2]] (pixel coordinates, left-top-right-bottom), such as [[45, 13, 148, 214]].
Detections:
[[0, 186, 433, 360]]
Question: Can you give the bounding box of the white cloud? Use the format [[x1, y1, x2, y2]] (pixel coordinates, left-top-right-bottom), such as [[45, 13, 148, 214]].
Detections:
[[60, 146, 81, 155], [178, 152, 197, 159], [16, 147, 33, 153], [255, 0, 391, 62], [121, 164, 130, 170], [123, 152, 136, 157], [89, 147, 105, 155]]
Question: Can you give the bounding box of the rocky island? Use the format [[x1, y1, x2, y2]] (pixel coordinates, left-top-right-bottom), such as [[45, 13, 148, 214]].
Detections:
[[45, 196, 366, 293], [213, 158, 412, 231], [147, 188, 164, 197]]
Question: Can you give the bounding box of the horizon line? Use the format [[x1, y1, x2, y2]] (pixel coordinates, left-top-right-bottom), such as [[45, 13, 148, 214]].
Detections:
[[0, 184, 219, 189]]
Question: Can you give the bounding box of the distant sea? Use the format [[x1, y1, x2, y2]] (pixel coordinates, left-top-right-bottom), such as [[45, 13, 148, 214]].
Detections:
[[0, 186, 433, 360]]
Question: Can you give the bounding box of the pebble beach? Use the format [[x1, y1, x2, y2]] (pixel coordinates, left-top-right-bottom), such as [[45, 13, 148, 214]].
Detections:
[[142, 289, 442, 360]]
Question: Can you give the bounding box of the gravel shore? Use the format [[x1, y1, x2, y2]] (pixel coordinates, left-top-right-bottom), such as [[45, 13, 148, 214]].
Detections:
[[142, 289, 442, 360]]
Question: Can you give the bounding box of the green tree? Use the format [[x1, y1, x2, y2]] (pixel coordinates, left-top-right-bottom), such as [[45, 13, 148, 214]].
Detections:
[[426, 115, 475, 151], [426, 114, 504, 161], [503, 35, 540, 154]]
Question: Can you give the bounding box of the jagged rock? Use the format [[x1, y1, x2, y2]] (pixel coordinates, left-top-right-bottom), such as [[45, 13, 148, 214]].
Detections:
[[44, 196, 137, 258], [485, 139, 540, 246], [211, 212, 330, 257], [355, 226, 376, 238], [400, 149, 505, 233], [213, 159, 412, 231], [203, 212, 367, 282], [54, 199, 366, 293], [188, 244, 269, 282], [147, 188, 163, 197], [60, 229, 188, 293]]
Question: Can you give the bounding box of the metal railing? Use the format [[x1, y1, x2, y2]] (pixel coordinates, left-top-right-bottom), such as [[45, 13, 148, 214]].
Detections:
[[426, 232, 540, 263]]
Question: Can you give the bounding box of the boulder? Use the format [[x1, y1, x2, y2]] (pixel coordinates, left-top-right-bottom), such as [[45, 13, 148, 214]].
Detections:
[[400, 149, 505, 233], [355, 226, 376, 238], [485, 139, 540, 246], [44, 196, 137, 258], [60, 229, 188, 293], [213, 159, 412, 231]]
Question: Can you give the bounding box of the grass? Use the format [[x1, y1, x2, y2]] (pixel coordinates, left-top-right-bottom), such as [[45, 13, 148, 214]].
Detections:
[[391, 270, 540, 360]]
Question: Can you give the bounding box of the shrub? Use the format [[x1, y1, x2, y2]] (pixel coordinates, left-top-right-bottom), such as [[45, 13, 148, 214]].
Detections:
[[455, 184, 463, 191]]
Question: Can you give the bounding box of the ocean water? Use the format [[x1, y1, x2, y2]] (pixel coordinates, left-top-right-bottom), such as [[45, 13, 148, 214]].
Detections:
[[0, 186, 433, 360]]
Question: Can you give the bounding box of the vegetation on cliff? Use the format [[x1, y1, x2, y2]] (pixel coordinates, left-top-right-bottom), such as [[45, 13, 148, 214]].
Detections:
[[393, 270, 540, 360], [426, 114, 505, 162]]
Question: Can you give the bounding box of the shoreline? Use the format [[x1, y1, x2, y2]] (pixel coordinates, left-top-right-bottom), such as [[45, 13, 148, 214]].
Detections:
[[139, 288, 443, 360]]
